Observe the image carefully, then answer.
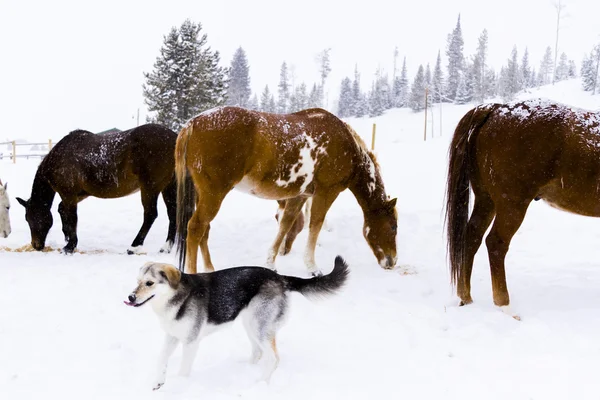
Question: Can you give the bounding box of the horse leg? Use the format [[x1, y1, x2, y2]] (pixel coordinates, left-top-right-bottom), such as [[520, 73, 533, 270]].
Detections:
[[458, 193, 495, 305], [304, 189, 341, 276], [280, 207, 304, 255], [58, 200, 78, 254], [187, 188, 229, 274], [160, 179, 177, 253], [128, 188, 159, 254], [266, 197, 306, 270], [485, 199, 530, 319]]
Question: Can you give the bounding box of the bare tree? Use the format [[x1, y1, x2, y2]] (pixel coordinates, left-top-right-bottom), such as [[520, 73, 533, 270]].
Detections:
[[552, 0, 567, 85]]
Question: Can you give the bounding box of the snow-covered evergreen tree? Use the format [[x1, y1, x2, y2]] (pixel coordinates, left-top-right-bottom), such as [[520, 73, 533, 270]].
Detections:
[[308, 84, 321, 108], [260, 85, 273, 112], [432, 51, 444, 103], [485, 67, 497, 98], [337, 77, 353, 117], [555, 52, 569, 82], [472, 29, 488, 103], [247, 94, 259, 110], [351, 65, 362, 115], [455, 72, 471, 105], [226, 47, 251, 107], [143, 20, 227, 131], [503, 46, 521, 100], [445, 14, 465, 101], [316, 48, 332, 107], [393, 57, 409, 107], [520, 48, 532, 89], [277, 62, 290, 113], [568, 60, 577, 78], [425, 64, 432, 87], [268, 94, 276, 113], [582, 46, 600, 93], [538, 46, 554, 86], [409, 65, 426, 111]]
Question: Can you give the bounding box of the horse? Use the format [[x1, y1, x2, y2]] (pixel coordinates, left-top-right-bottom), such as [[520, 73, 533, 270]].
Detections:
[[175, 106, 398, 275], [16, 124, 177, 254], [0, 179, 11, 238], [446, 99, 600, 316], [274, 197, 331, 256]]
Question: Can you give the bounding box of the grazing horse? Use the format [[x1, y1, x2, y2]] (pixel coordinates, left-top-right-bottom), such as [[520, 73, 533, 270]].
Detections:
[[446, 99, 600, 315], [16, 124, 177, 254], [175, 106, 398, 275], [0, 179, 11, 238]]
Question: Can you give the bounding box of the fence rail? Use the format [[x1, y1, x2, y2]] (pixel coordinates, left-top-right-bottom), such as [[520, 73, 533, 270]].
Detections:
[[0, 140, 54, 163]]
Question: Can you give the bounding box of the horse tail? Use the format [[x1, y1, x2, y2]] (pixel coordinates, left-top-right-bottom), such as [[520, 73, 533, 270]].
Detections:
[[175, 122, 196, 272], [446, 105, 495, 287]]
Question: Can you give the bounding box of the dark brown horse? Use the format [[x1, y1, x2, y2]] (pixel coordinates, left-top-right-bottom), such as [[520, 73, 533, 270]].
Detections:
[[16, 124, 177, 254], [175, 106, 398, 275], [446, 99, 600, 316]]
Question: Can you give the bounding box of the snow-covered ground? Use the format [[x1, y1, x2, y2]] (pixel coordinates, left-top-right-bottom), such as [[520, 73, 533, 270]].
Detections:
[[1, 80, 600, 400]]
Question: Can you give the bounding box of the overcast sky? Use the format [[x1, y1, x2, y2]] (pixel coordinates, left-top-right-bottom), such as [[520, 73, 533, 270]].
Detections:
[[1, 0, 599, 142]]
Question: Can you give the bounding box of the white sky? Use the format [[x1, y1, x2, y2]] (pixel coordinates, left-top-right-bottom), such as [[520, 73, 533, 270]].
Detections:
[[1, 0, 599, 141]]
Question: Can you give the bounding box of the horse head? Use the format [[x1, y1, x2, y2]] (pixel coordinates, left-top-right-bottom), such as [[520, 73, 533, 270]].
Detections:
[[0, 180, 10, 238], [363, 197, 398, 269], [16, 196, 53, 250]]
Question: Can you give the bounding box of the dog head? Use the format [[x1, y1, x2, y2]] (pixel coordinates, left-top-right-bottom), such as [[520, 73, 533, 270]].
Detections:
[[124, 262, 181, 307]]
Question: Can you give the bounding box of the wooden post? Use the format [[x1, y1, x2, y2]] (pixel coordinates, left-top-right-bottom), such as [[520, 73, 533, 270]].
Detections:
[[371, 123, 376, 151], [423, 88, 429, 141], [12, 141, 16, 164], [48, 139, 53, 151]]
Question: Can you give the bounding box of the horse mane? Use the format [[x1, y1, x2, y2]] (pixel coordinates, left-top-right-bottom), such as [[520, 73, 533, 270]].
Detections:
[[343, 122, 380, 170]]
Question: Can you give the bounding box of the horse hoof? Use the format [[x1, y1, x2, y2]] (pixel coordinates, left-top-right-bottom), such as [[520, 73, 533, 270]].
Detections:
[[62, 248, 75, 255], [458, 298, 473, 307], [126, 249, 134, 255]]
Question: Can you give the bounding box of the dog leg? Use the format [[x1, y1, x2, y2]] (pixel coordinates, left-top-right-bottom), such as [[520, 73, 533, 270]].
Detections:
[[178, 338, 201, 377], [153, 334, 179, 391], [259, 336, 280, 382], [243, 315, 263, 364]]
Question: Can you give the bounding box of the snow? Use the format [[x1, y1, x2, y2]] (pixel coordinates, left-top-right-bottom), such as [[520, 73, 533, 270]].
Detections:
[[2, 79, 600, 399]]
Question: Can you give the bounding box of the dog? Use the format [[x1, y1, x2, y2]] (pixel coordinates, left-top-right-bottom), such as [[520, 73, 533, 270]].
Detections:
[[124, 256, 349, 390]]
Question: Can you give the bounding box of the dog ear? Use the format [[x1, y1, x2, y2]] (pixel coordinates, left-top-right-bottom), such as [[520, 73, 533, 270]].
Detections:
[[387, 198, 397, 209], [16, 197, 27, 207], [160, 265, 181, 289]]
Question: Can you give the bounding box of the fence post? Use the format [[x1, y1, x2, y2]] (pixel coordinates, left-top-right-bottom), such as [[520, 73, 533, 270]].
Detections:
[[12, 141, 16, 164], [48, 139, 53, 151], [371, 123, 377, 151], [423, 88, 429, 141]]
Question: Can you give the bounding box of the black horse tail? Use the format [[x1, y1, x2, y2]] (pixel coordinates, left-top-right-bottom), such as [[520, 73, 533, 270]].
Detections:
[[445, 105, 495, 287], [175, 123, 196, 272]]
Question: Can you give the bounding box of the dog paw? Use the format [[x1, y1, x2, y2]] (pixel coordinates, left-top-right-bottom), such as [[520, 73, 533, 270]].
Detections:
[[152, 382, 164, 391], [159, 241, 173, 254]]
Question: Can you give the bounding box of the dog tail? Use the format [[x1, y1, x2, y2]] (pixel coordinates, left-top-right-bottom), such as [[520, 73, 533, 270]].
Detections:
[[285, 256, 350, 298]]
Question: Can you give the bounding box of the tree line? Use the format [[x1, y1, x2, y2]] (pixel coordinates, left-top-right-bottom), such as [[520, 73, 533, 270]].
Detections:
[[142, 18, 600, 132]]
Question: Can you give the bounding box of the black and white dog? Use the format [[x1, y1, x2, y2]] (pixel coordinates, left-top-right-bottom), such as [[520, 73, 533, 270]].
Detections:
[[124, 256, 349, 390]]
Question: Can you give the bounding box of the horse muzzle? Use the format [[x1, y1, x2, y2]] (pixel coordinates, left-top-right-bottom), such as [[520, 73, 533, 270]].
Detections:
[[379, 255, 397, 270]]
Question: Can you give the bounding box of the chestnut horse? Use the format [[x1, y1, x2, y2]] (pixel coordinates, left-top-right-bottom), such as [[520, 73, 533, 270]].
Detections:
[[16, 124, 177, 254], [446, 99, 600, 315], [175, 106, 398, 275], [0, 179, 11, 238]]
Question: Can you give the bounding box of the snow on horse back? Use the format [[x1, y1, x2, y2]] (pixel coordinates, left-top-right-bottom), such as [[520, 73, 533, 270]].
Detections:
[[0, 179, 11, 238]]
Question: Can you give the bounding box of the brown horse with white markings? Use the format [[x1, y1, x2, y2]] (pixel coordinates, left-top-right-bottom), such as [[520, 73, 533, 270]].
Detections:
[[175, 106, 398, 275], [446, 99, 600, 316], [17, 124, 177, 254]]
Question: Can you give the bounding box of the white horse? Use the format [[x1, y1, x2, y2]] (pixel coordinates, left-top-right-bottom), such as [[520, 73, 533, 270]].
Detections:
[[0, 179, 11, 238]]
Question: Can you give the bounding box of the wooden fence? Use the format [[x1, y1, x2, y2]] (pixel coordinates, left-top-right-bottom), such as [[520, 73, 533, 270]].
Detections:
[[0, 140, 54, 163]]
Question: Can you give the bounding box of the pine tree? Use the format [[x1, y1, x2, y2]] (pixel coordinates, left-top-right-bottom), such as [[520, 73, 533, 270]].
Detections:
[[582, 46, 600, 94], [268, 94, 276, 113], [337, 77, 353, 117], [472, 29, 489, 103], [454, 72, 471, 105], [445, 14, 465, 101], [520, 48, 532, 90], [277, 62, 290, 113], [289, 82, 308, 112], [409, 65, 426, 111], [316, 48, 332, 107], [432, 51, 444, 103], [260, 85, 273, 112], [503, 46, 521, 100], [351, 65, 362, 115], [393, 57, 409, 107], [355, 93, 369, 118], [539, 46, 554, 86], [485, 67, 497, 98], [248, 94, 259, 110], [308, 84, 321, 108], [143, 20, 227, 131], [226, 47, 251, 107], [555, 52, 569, 82], [425, 64, 432, 87], [568, 60, 577, 78]]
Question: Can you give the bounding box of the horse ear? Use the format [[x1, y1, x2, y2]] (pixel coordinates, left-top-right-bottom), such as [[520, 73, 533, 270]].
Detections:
[[387, 198, 397, 209], [16, 197, 27, 207]]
